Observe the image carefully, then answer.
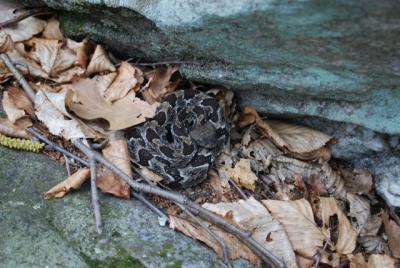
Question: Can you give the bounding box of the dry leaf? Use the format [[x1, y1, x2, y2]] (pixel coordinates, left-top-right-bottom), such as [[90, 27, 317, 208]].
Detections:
[[346, 193, 370, 234], [67, 78, 158, 130], [35, 89, 98, 140], [103, 62, 141, 102], [7, 86, 34, 116], [350, 253, 396, 268], [319, 197, 357, 254], [2, 91, 26, 123], [6, 49, 49, 79], [203, 197, 297, 267], [66, 38, 92, 68], [42, 18, 63, 40], [142, 66, 179, 104], [382, 211, 400, 258], [0, 32, 14, 53], [208, 169, 230, 197], [86, 45, 116, 75], [30, 38, 60, 74], [139, 167, 163, 183], [51, 66, 85, 83], [97, 132, 131, 199], [0, 118, 29, 138], [218, 158, 258, 191], [239, 107, 333, 160], [263, 199, 325, 259], [93, 72, 118, 96], [44, 168, 90, 199], [51, 47, 76, 75], [319, 162, 346, 199], [170, 215, 262, 264], [1, 13, 46, 42]]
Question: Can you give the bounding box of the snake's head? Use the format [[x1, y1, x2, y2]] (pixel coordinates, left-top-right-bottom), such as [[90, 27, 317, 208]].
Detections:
[[189, 121, 217, 149]]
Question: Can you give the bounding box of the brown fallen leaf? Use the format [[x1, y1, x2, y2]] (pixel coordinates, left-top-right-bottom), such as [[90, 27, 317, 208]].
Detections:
[[382, 210, 400, 258], [103, 62, 142, 102], [67, 78, 158, 130], [1, 11, 46, 42], [66, 38, 93, 68], [51, 66, 85, 83], [29, 38, 60, 74], [263, 199, 326, 259], [142, 66, 179, 104], [350, 253, 396, 268], [97, 132, 131, 199], [2, 91, 26, 123], [44, 168, 90, 199], [202, 197, 297, 267], [86, 45, 116, 75], [6, 49, 49, 79], [93, 72, 118, 96], [0, 118, 29, 138], [35, 89, 99, 140], [7, 86, 34, 116], [218, 158, 258, 191], [346, 193, 371, 234], [319, 197, 357, 254], [51, 47, 76, 75], [170, 215, 261, 264], [0, 32, 14, 53], [239, 107, 333, 160], [42, 18, 64, 40]]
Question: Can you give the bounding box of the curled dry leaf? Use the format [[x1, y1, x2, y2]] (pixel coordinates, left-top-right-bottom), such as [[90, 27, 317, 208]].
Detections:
[[2, 91, 26, 123], [350, 253, 396, 268], [7, 86, 34, 116], [142, 66, 179, 104], [42, 18, 63, 40], [0, 32, 14, 53], [263, 199, 325, 259], [86, 45, 116, 75], [1, 12, 46, 42], [239, 107, 333, 160], [319, 197, 357, 254], [51, 47, 76, 75], [67, 78, 158, 130], [218, 158, 258, 191], [35, 89, 99, 140], [202, 197, 297, 267], [346, 193, 371, 234], [0, 118, 29, 138], [381, 210, 400, 258], [104, 62, 142, 102], [51, 66, 85, 83], [6, 49, 49, 79], [30, 38, 60, 74], [97, 132, 131, 199], [44, 168, 90, 199], [170, 215, 262, 264], [66, 38, 92, 68]]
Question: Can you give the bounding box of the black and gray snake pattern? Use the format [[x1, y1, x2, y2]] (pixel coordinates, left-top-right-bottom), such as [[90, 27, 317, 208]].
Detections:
[[126, 89, 228, 188]]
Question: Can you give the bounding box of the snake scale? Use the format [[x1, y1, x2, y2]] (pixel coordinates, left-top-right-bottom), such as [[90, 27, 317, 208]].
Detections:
[[126, 89, 228, 188]]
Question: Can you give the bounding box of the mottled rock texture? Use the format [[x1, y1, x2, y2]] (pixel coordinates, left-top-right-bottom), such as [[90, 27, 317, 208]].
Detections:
[[20, 0, 400, 134]]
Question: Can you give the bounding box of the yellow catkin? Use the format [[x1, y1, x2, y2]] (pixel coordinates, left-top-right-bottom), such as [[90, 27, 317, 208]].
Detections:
[[0, 133, 44, 152]]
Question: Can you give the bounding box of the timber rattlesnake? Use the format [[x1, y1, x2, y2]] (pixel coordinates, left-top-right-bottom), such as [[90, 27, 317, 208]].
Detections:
[[126, 89, 228, 188]]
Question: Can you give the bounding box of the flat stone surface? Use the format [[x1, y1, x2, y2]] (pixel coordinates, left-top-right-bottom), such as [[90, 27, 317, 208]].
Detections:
[[19, 0, 400, 134], [0, 146, 253, 267]]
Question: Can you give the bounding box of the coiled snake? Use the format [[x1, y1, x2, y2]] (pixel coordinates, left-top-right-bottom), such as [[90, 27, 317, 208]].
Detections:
[[126, 89, 228, 188]]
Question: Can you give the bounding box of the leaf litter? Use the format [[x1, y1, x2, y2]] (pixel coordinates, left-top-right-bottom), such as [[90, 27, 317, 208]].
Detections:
[[0, 12, 399, 268]]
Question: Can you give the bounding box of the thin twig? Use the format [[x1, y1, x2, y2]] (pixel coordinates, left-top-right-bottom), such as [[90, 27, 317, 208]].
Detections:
[[72, 138, 286, 268], [131, 190, 169, 224], [228, 178, 248, 200], [64, 154, 71, 177], [314, 235, 330, 268], [0, 54, 36, 101], [0, 8, 54, 28], [90, 155, 102, 234], [26, 128, 89, 166], [177, 203, 232, 268]]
